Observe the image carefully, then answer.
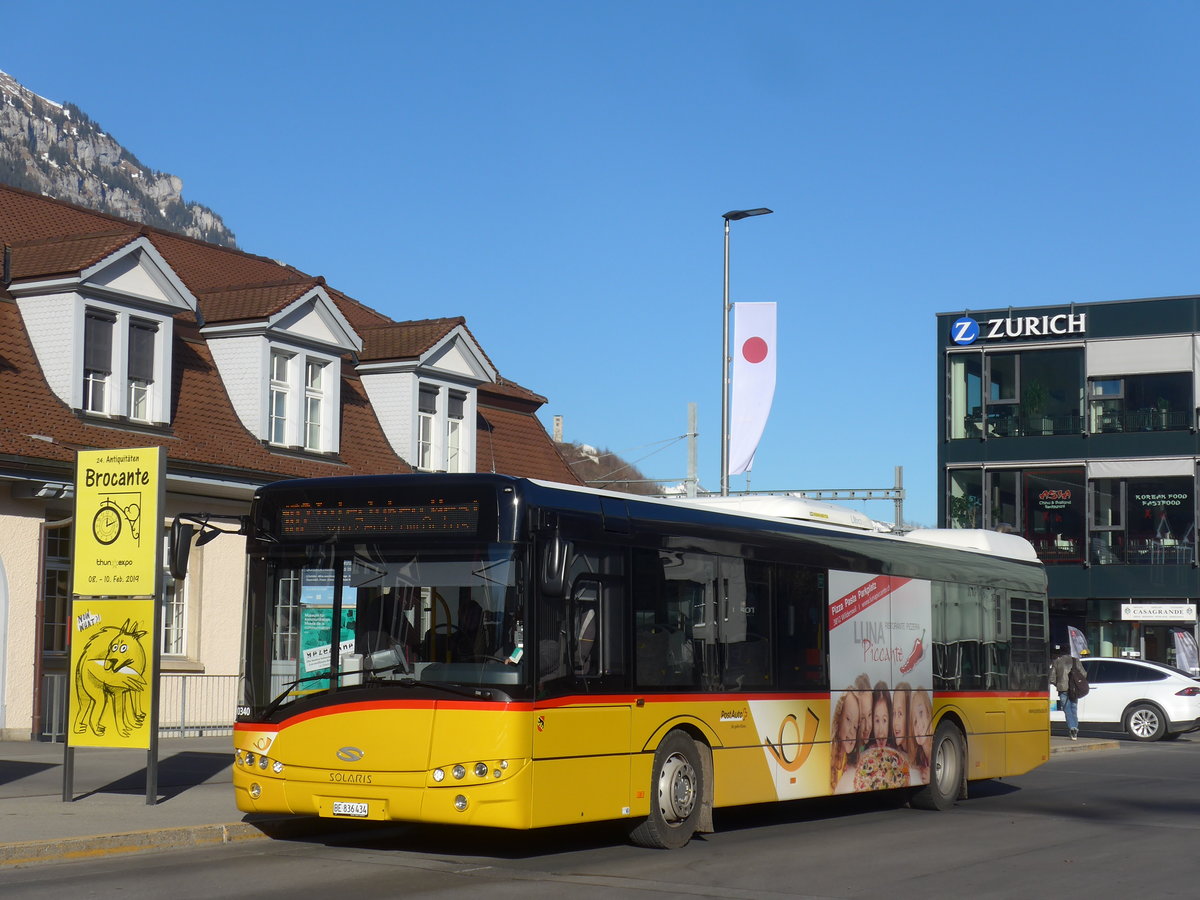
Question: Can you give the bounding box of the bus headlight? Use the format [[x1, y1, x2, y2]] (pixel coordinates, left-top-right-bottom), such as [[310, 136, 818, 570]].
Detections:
[[473, 762, 488, 778], [452, 764, 466, 780], [454, 795, 468, 812], [258, 756, 269, 770], [249, 783, 262, 799], [244, 753, 255, 767], [432, 768, 445, 783], [272, 760, 284, 774]]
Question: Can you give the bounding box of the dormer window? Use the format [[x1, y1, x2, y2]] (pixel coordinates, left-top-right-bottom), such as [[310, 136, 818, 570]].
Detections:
[[417, 384, 437, 469], [83, 310, 114, 414], [413, 382, 473, 472], [127, 319, 158, 421], [269, 351, 291, 444], [78, 304, 171, 424], [447, 391, 466, 473], [265, 346, 337, 453], [304, 360, 326, 451]]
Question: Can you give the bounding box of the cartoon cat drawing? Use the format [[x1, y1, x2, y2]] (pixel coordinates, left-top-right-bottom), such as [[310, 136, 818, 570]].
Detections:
[[73, 619, 148, 738]]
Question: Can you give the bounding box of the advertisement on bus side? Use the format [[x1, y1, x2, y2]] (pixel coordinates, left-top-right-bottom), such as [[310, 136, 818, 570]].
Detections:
[[827, 571, 933, 794]]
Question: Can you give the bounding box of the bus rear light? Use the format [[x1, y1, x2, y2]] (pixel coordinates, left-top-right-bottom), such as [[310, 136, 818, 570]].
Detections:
[[1175, 687, 1200, 696]]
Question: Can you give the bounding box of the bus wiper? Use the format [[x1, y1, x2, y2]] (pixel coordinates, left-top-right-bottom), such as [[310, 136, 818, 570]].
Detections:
[[392, 679, 495, 701], [261, 671, 340, 717]]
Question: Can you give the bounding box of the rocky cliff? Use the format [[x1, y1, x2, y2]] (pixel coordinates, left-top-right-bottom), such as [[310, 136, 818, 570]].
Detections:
[[0, 69, 236, 247]]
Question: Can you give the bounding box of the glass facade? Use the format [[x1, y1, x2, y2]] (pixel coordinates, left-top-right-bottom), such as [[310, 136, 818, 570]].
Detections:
[[938, 300, 1200, 671]]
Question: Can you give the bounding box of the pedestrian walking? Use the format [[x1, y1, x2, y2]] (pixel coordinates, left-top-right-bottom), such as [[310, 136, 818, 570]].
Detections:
[[1051, 645, 1090, 740]]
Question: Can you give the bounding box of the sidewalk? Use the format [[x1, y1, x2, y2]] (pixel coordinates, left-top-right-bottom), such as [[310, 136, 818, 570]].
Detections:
[[0, 732, 1118, 868]]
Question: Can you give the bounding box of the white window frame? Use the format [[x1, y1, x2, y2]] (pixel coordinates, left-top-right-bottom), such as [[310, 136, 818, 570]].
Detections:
[[417, 383, 438, 470], [78, 301, 172, 424], [265, 343, 339, 452], [269, 350, 292, 446], [304, 359, 326, 452], [412, 381, 474, 473]]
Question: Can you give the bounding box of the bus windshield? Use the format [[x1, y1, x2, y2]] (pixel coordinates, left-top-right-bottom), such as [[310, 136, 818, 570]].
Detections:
[[252, 541, 526, 709]]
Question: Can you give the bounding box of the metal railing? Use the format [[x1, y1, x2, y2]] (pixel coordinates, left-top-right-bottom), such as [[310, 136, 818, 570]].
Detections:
[[38, 673, 238, 742]]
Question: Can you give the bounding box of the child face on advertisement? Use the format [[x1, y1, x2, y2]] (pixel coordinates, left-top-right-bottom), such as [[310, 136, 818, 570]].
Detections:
[[873, 696, 889, 744], [857, 692, 872, 744], [837, 693, 859, 749], [891, 691, 908, 747], [912, 693, 932, 752]]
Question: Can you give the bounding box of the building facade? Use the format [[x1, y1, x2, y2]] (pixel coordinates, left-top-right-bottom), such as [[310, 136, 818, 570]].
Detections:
[[937, 296, 1200, 668], [0, 185, 580, 739]]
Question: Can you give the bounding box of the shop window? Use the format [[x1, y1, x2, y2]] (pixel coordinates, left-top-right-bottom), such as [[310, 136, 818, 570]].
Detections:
[[1022, 468, 1085, 564], [1089, 479, 1125, 564], [948, 347, 1083, 440], [986, 470, 1019, 532], [1088, 372, 1193, 433], [1086, 476, 1194, 566], [947, 469, 983, 529]]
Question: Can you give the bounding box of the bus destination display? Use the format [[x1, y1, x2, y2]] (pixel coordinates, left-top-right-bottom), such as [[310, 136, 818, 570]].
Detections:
[[279, 498, 481, 536]]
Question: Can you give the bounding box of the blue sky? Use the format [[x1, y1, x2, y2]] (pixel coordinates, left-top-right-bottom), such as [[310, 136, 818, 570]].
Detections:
[[5, 1, 1200, 525]]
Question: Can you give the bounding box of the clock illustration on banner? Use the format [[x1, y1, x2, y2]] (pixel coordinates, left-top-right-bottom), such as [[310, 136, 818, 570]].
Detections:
[[92, 504, 122, 545]]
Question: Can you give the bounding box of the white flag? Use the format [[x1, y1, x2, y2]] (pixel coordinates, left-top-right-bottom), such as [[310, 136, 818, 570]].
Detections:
[[1067, 625, 1089, 658], [728, 302, 777, 476]]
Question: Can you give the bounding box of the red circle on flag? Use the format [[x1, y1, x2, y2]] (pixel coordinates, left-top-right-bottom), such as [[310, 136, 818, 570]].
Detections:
[[742, 336, 769, 364]]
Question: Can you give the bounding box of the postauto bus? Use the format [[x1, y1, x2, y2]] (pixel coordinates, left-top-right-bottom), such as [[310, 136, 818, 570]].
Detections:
[[224, 474, 1049, 848]]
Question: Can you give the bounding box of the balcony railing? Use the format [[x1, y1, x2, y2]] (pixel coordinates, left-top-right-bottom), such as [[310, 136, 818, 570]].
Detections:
[[963, 407, 1194, 438]]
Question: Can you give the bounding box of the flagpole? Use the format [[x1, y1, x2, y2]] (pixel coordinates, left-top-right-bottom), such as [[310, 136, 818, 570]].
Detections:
[[720, 208, 773, 497], [721, 216, 731, 497]]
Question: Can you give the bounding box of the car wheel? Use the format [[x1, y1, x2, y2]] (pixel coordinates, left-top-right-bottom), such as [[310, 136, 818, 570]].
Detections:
[[910, 720, 964, 811], [1124, 703, 1167, 741]]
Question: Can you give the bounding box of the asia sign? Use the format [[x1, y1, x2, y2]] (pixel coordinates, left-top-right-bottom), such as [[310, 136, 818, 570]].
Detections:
[[72, 447, 164, 597]]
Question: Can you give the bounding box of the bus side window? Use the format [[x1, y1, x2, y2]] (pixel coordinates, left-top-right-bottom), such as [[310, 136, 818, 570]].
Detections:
[[572, 578, 600, 676], [775, 564, 826, 690]]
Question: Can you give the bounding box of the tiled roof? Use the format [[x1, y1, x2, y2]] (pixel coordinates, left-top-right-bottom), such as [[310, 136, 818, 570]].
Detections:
[[476, 402, 576, 483], [6, 231, 140, 281], [359, 318, 466, 361], [198, 278, 321, 324], [0, 183, 580, 488]]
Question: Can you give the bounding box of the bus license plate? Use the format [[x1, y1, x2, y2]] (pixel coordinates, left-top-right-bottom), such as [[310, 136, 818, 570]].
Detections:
[[332, 801, 369, 818]]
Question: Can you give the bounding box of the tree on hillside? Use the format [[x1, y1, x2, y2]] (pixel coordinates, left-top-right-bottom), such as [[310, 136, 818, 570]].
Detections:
[[556, 442, 661, 495]]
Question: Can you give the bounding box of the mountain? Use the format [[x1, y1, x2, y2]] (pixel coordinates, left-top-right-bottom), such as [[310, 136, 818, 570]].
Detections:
[[0, 69, 236, 247]]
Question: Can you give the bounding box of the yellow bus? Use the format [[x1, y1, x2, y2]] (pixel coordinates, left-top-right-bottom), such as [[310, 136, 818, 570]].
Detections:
[[220, 474, 1049, 848]]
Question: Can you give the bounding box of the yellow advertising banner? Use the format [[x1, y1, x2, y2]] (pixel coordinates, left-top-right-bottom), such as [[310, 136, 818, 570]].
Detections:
[[67, 597, 156, 748], [72, 447, 164, 597]]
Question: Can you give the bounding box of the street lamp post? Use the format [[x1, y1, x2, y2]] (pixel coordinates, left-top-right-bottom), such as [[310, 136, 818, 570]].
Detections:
[[721, 207, 773, 496]]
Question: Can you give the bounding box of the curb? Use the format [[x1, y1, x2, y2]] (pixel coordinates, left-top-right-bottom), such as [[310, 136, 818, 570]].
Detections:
[[1050, 739, 1121, 755], [0, 816, 336, 869]]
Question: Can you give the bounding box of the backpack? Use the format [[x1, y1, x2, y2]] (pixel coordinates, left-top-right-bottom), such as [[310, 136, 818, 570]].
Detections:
[[1068, 664, 1090, 700]]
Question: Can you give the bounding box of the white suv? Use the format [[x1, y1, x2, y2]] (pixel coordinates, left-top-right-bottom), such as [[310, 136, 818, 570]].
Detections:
[[1050, 657, 1200, 741]]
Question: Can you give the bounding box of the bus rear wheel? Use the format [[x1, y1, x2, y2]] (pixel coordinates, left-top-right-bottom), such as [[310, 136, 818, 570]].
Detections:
[[628, 730, 703, 849], [910, 720, 964, 811]]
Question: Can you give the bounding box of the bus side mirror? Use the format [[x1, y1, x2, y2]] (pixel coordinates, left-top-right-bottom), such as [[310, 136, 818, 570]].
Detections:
[[168, 520, 196, 580], [540, 534, 569, 597]]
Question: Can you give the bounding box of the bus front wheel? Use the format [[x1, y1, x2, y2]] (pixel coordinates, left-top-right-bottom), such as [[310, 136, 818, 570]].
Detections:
[[910, 720, 964, 811], [628, 730, 703, 849]]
